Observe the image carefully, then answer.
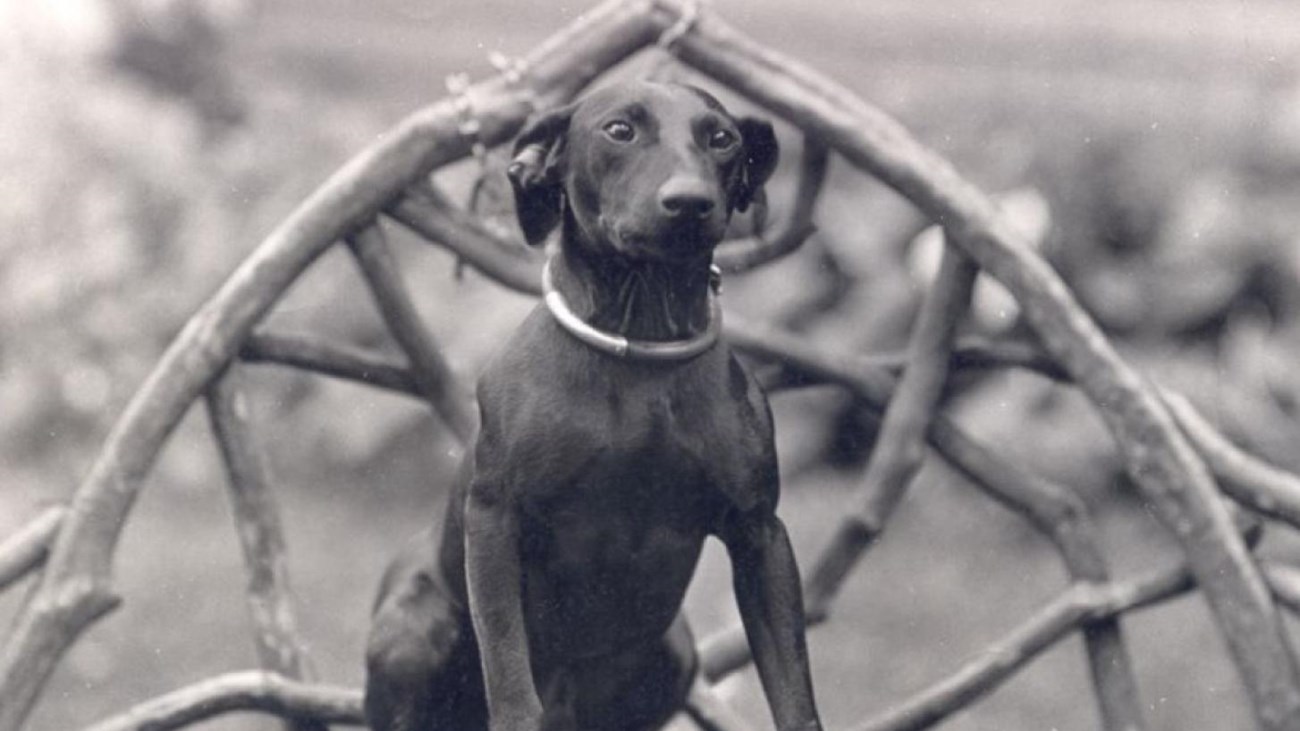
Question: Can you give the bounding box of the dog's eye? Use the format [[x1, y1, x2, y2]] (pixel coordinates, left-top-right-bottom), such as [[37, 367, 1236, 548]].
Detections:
[[708, 129, 737, 150], [603, 121, 635, 143]]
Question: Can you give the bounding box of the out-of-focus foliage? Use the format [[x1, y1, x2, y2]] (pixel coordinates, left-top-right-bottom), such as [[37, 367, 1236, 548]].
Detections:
[[0, 0, 395, 498]]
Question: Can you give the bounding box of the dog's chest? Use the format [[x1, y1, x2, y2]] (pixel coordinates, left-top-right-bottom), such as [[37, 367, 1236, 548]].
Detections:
[[527, 369, 726, 513], [481, 322, 777, 525]]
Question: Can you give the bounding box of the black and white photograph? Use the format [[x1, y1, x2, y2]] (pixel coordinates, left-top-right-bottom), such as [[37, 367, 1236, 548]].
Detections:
[[5, 1, 1300, 730]]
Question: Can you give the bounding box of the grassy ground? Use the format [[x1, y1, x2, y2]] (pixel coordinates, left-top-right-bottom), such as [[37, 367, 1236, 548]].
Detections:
[[7, 1, 1300, 729]]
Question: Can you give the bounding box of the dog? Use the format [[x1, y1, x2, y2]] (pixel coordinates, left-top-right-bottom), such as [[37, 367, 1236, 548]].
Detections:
[[364, 81, 823, 731]]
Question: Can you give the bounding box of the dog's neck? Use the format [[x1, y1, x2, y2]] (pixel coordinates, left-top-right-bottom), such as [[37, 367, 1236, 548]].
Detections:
[[552, 227, 714, 343]]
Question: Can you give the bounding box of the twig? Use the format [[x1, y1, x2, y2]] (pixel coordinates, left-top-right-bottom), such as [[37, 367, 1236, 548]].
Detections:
[[854, 519, 1262, 731], [240, 330, 420, 396], [0, 3, 666, 725], [660, 6, 1300, 722], [854, 570, 1188, 731], [388, 185, 543, 296], [0, 507, 66, 594], [347, 222, 477, 442], [803, 246, 976, 623], [758, 338, 1067, 393], [713, 136, 829, 273], [1164, 391, 1300, 529], [205, 367, 325, 731], [80, 671, 363, 731]]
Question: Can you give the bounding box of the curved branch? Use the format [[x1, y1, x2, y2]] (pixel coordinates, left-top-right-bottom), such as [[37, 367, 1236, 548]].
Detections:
[[855, 518, 1261, 731], [347, 222, 477, 441], [240, 331, 420, 396], [1164, 391, 1300, 529], [660, 5, 1300, 722], [80, 672, 363, 731], [0, 506, 66, 593], [855, 572, 1182, 731], [714, 136, 829, 273]]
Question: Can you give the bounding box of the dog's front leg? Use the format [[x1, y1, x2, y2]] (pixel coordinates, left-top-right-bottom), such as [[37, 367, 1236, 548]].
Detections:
[[465, 475, 544, 731], [722, 505, 823, 731]]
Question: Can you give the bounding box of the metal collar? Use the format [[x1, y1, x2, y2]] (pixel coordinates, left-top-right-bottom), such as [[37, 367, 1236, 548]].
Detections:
[[541, 259, 722, 361]]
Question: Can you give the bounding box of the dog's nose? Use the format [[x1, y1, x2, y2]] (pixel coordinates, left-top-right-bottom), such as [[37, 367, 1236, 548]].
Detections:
[[658, 178, 716, 219]]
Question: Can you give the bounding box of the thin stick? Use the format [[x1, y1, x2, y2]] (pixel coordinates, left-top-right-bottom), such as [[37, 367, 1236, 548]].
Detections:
[[388, 186, 542, 296], [800, 246, 976, 626], [0, 507, 66, 594], [79, 671, 363, 731], [1165, 391, 1300, 529], [714, 136, 829, 273], [661, 5, 1300, 726], [205, 367, 325, 731], [240, 331, 420, 396], [347, 222, 477, 442], [854, 567, 1192, 731]]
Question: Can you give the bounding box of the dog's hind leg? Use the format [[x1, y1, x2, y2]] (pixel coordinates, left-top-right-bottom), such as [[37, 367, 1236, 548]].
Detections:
[[365, 532, 487, 731]]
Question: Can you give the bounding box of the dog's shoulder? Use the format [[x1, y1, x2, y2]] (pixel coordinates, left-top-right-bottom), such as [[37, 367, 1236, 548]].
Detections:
[[476, 305, 593, 405]]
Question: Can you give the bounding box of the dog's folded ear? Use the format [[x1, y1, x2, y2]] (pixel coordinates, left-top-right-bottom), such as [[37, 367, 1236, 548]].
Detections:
[[732, 117, 779, 213], [507, 104, 575, 246]]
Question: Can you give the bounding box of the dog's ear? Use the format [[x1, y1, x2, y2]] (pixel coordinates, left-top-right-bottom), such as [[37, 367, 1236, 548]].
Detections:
[[507, 104, 575, 246], [732, 117, 779, 213]]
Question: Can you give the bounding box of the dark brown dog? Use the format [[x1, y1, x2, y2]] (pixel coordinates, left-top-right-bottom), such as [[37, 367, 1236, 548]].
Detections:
[[365, 81, 822, 731]]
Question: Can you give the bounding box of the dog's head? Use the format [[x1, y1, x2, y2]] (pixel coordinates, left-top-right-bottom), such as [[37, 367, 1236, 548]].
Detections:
[[507, 81, 778, 261]]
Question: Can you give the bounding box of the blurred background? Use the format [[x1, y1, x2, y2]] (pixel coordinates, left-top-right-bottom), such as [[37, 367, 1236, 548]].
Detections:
[[5, 0, 1300, 729]]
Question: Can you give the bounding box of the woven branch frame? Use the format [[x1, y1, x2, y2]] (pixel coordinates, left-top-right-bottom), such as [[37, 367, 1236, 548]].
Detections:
[[5, 2, 1300, 729]]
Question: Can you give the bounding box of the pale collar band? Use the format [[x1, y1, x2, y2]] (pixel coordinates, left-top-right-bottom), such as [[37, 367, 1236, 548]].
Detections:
[[541, 258, 722, 361]]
